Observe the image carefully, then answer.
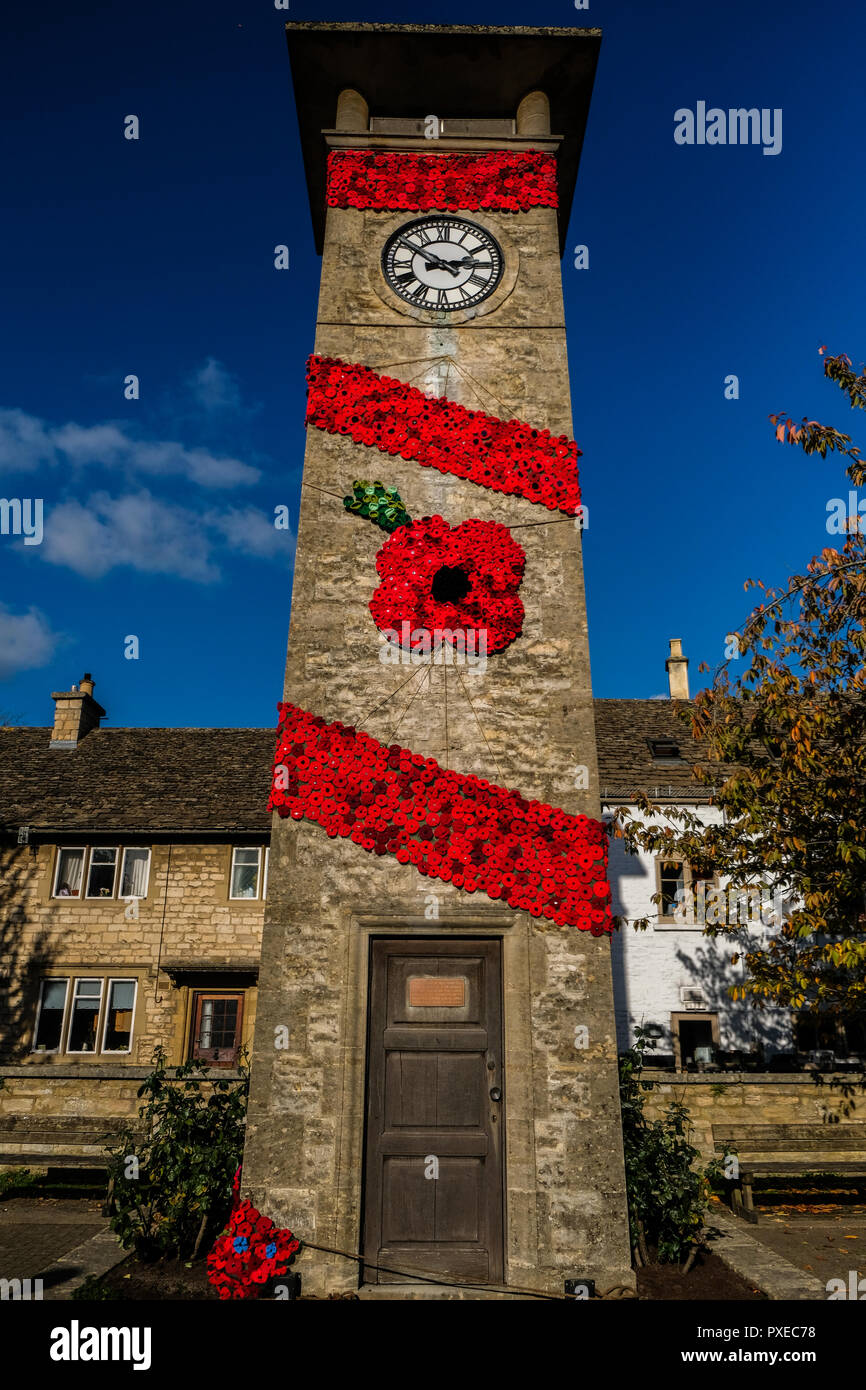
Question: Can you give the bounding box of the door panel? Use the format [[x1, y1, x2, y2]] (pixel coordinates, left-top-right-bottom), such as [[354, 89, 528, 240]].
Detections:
[[363, 939, 504, 1285]]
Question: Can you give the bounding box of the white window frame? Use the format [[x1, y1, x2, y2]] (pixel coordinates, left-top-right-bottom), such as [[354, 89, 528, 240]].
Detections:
[[119, 847, 151, 900], [31, 977, 70, 1053], [52, 847, 86, 899], [85, 847, 119, 900], [65, 976, 106, 1054], [100, 978, 138, 1055], [229, 846, 264, 901], [262, 847, 269, 900]]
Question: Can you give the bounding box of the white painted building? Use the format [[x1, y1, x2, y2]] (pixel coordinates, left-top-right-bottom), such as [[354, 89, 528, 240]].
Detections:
[[596, 642, 794, 1070]]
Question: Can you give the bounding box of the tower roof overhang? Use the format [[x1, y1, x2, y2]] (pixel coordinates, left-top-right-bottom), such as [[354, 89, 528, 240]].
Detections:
[[285, 22, 602, 257]]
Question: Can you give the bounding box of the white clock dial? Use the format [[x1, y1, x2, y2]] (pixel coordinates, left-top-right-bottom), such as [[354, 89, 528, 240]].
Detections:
[[382, 216, 504, 311]]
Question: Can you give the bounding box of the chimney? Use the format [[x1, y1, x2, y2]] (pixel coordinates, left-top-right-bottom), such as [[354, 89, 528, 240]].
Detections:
[[665, 639, 690, 700], [50, 672, 106, 748]]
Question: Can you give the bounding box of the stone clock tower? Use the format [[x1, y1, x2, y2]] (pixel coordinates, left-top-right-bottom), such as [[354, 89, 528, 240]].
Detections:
[[244, 23, 633, 1299]]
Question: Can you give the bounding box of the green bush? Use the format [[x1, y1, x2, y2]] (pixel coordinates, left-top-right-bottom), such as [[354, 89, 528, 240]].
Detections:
[[105, 1047, 248, 1262], [619, 1029, 723, 1267], [0, 1168, 37, 1198]]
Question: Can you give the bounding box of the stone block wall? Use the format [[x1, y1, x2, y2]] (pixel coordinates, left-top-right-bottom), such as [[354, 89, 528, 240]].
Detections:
[[0, 840, 262, 1151], [641, 1073, 866, 1161]]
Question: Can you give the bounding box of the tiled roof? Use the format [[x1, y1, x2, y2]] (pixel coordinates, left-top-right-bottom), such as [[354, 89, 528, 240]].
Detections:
[[0, 728, 277, 834], [593, 699, 714, 803], [0, 700, 711, 834]]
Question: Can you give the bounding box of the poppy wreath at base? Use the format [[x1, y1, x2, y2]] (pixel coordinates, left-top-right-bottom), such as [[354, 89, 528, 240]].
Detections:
[[306, 355, 582, 516], [207, 1168, 301, 1300], [326, 149, 558, 212], [269, 704, 613, 933], [371, 515, 525, 655]]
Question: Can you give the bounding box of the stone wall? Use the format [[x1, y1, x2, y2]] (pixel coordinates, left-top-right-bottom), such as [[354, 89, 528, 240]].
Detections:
[[641, 1072, 866, 1161], [0, 840, 262, 1151]]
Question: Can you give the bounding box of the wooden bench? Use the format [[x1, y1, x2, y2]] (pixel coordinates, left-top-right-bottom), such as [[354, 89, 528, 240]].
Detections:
[[713, 1123, 866, 1222]]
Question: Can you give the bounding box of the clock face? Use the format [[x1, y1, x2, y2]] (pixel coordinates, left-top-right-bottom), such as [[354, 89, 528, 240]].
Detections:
[[382, 217, 504, 311]]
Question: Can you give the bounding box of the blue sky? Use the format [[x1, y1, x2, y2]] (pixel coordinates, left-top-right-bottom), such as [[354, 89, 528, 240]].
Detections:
[[1, 0, 864, 727]]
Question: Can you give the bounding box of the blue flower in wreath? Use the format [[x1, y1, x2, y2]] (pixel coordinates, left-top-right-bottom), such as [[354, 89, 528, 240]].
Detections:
[[265, 1242, 277, 1259], [233, 1236, 250, 1254]]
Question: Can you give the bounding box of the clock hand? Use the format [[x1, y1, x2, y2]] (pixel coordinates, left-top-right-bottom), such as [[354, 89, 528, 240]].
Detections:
[[396, 237, 462, 277]]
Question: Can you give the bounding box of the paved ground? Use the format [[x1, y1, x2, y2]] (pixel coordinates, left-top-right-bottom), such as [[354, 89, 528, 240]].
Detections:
[[745, 1206, 866, 1290], [0, 1197, 107, 1282]]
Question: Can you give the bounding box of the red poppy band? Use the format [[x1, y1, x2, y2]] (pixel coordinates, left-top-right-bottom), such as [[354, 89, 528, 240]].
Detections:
[[326, 149, 558, 212], [306, 355, 582, 516], [269, 703, 613, 933]]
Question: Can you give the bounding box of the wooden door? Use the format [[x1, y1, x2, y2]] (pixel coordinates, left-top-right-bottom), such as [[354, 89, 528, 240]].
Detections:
[[363, 939, 504, 1285]]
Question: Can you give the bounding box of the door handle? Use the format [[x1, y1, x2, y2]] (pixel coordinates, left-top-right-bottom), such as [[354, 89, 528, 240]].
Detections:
[[489, 1086, 502, 1102]]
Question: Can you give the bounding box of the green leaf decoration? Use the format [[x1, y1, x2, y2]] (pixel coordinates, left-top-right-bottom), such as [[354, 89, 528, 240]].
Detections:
[[343, 479, 411, 533]]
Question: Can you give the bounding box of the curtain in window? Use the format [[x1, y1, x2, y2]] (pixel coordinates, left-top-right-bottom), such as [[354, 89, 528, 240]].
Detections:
[[57, 849, 83, 896], [121, 849, 150, 897], [231, 848, 260, 899]]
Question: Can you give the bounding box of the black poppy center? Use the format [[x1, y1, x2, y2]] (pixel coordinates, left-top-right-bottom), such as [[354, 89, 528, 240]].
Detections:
[[431, 565, 471, 604]]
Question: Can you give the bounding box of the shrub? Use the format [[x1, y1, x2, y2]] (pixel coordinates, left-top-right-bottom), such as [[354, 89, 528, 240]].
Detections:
[[0, 1168, 37, 1198], [105, 1046, 248, 1262], [619, 1028, 723, 1267]]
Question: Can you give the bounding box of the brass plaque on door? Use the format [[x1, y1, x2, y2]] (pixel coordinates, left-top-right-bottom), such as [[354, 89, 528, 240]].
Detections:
[[408, 976, 466, 1008]]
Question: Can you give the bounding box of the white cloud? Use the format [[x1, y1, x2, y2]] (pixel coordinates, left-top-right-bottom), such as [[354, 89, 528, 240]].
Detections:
[[204, 505, 296, 560], [0, 409, 259, 488], [0, 409, 57, 472], [188, 358, 243, 413], [38, 490, 293, 582], [41, 492, 219, 582], [0, 603, 63, 680]]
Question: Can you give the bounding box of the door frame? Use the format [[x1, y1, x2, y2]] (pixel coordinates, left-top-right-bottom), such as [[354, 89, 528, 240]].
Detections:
[[188, 989, 245, 1067], [360, 933, 506, 1287], [670, 1010, 719, 1071]]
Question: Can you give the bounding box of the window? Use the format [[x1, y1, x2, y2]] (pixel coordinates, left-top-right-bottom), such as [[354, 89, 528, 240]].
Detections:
[[102, 979, 136, 1052], [658, 860, 685, 919], [54, 848, 84, 897], [33, 979, 69, 1052], [31, 976, 137, 1056], [655, 860, 719, 926], [190, 992, 244, 1066], [52, 846, 150, 901], [261, 847, 269, 900], [67, 978, 104, 1051], [230, 847, 266, 900], [648, 738, 682, 761], [120, 848, 151, 898], [86, 848, 118, 898]]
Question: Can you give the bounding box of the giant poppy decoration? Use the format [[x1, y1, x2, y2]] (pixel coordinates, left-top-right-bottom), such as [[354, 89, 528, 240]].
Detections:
[[370, 514, 525, 655]]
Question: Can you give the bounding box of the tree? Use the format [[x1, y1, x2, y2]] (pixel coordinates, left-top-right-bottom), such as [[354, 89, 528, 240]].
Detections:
[[611, 352, 866, 1026]]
